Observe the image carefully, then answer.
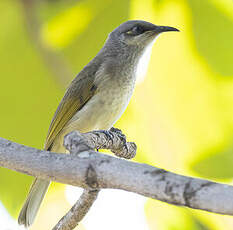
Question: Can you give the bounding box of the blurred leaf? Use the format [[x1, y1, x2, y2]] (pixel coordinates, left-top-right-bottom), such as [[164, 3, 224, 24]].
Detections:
[[187, 0, 233, 76], [40, 0, 115, 49], [39, 0, 78, 20], [0, 169, 33, 218], [41, 2, 94, 48], [63, 0, 130, 72], [153, 0, 165, 9], [145, 199, 213, 230], [152, 0, 174, 13], [191, 144, 233, 180]]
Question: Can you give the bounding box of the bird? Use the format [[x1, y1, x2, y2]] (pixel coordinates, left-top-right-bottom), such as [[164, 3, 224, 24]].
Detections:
[[18, 20, 179, 227]]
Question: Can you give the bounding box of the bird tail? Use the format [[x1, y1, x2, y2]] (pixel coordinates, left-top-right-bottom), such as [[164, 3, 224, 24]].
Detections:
[[18, 178, 50, 227]]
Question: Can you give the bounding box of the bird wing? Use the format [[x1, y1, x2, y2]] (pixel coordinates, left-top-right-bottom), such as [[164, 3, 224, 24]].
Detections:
[[44, 70, 98, 151]]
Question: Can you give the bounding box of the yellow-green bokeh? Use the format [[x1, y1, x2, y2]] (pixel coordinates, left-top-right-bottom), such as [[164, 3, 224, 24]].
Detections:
[[0, 0, 232, 229]]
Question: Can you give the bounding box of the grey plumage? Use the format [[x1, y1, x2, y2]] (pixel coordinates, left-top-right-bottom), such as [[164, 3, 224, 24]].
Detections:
[[18, 20, 179, 227]]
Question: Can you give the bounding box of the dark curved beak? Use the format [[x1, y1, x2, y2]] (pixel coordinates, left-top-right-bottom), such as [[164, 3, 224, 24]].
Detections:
[[154, 25, 180, 33]]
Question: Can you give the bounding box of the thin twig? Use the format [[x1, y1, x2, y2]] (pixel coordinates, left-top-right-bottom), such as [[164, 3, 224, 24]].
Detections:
[[53, 189, 99, 230]]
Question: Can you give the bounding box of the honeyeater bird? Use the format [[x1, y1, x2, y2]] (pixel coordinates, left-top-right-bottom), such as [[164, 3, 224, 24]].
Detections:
[[18, 20, 179, 227]]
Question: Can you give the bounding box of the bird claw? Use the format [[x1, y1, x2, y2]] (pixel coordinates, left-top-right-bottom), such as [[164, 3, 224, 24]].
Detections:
[[98, 130, 114, 142], [110, 127, 126, 143]]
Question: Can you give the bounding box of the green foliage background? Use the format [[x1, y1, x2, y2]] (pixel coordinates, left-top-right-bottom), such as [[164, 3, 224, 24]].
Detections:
[[0, 0, 232, 229]]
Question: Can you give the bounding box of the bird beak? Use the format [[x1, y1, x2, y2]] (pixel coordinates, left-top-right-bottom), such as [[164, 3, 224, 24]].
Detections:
[[154, 25, 180, 33]]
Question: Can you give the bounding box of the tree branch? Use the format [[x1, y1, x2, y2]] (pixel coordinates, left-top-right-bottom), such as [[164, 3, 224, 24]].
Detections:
[[1, 131, 233, 230]]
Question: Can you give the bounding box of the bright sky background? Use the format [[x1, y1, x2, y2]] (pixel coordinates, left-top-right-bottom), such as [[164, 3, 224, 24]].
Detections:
[[66, 186, 150, 230]]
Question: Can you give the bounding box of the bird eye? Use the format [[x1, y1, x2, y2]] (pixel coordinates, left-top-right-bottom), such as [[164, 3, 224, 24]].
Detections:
[[132, 26, 144, 34], [126, 25, 145, 36]]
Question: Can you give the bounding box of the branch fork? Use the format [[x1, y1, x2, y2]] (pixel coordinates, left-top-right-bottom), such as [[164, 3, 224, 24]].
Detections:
[[54, 128, 137, 230]]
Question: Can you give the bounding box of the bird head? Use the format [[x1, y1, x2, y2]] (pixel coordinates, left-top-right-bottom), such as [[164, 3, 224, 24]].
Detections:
[[109, 20, 179, 49]]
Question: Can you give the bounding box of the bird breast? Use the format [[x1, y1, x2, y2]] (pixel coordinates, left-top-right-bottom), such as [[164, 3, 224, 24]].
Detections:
[[94, 72, 136, 129], [64, 71, 136, 135]]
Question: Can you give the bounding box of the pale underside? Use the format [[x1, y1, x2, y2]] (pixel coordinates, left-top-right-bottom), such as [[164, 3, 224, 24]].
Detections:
[[46, 38, 156, 153]]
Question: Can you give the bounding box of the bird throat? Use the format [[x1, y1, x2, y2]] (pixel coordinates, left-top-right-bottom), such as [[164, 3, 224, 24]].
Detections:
[[135, 36, 159, 84]]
